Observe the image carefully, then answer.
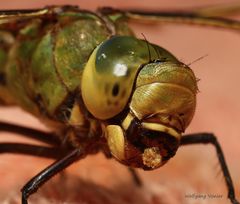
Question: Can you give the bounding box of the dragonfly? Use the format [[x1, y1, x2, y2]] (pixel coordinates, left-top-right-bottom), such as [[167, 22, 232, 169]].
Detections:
[[0, 4, 239, 204]]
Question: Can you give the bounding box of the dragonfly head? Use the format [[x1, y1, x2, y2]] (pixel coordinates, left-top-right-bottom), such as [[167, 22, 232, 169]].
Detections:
[[81, 36, 198, 169]]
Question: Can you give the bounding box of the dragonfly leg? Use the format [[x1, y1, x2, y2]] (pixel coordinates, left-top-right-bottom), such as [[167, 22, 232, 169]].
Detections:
[[128, 167, 142, 186], [0, 121, 61, 146], [21, 148, 83, 204], [0, 142, 68, 159], [181, 133, 239, 204]]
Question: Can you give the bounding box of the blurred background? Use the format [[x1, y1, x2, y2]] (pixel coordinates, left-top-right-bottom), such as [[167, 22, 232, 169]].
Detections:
[[0, 1, 239, 204]]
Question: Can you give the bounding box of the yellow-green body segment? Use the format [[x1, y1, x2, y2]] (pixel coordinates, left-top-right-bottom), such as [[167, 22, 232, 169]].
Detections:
[[0, 7, 198, 169]]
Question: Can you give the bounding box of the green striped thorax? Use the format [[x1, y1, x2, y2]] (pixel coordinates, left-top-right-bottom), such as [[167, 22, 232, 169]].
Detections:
[[82, 36, 198, 170]]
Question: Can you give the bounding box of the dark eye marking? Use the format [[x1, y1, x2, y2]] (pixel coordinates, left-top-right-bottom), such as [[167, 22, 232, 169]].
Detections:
[[112, 83, 119, 96]]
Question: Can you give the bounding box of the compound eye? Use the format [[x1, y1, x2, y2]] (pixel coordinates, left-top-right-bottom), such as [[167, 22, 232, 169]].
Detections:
[[81, 36, 148, 120]]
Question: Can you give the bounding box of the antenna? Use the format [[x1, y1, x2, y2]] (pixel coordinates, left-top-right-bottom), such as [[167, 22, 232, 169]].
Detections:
[[141, 33, 152, 62], [187, 54, 208, 66]]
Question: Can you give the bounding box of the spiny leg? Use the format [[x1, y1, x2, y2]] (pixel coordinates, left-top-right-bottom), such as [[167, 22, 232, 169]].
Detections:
[[0, 142, 68, 159], [0, 121, 80, 203], [0, 121, 61, 146], [128, 167, 142, 186], [0, 141, 74, 202], [181, 133, 239, 204], [21, 148, 83, 204]]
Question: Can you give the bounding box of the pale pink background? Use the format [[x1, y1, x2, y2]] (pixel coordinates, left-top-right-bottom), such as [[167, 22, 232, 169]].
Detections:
[[0, 1, 239, 204]]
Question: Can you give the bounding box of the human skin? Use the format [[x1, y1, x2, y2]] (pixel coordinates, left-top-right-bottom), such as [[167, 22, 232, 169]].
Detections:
[[0, 1, 239, 204]]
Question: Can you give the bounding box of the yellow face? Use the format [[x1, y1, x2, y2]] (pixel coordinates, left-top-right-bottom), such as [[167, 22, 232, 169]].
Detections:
[[105, 61, 197, 170], [81, 36, 198, 169]]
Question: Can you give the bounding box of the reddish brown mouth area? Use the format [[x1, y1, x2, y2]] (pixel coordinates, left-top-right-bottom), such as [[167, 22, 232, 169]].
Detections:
[[123, 130, 180, 170]]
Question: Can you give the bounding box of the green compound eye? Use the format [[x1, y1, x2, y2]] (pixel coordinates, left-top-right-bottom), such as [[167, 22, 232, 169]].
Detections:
[[81, 36, 177, 120]]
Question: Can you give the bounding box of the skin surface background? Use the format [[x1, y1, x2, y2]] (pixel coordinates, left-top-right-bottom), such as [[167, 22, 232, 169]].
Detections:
[[0, 0, 239, 204]]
